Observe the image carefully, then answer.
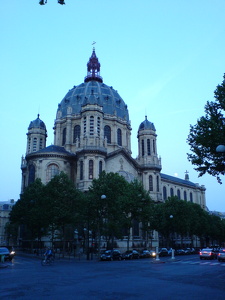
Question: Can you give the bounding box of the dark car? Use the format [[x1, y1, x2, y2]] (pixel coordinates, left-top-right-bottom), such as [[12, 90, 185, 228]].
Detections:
[[0, 247, 15, 261], [183, 248, 192, 254], [199, 248, 217, 260], [122, 250, 140, 259], [139, 250, 151, 258], [217, 249, 225, 262], [159, 248, 168, 257], [175, 249, 185, 255], [100, 249, 122, 261]]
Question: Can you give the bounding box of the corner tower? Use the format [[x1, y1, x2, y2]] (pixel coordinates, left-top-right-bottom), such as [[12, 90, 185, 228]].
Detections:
[[137, 116, 162, 202], [26, 114, 47, 154]]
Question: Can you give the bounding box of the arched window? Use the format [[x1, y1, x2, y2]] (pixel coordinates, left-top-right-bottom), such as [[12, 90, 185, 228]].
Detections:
[[153, 140, 155, 154], [39, 138, 43, 150], [163, 186, 167, 200], [104, 125, 111, 143], [73, 125, 81, 142], [142, 140, 144, 156], [62, 128, 66, 146], [97, 117, 100, 136], [90, 116, 94, 136], [177, 189, 181, 200], [33, 138, 37, 152], [117, 128, 122, 146], [89, 160, 94, 179], [46, 164, 59, 183], [170, 188, 174, 197], [157, 176, 159, 192], [80, 160, 83, 180], [28, 138, 31, 153], [28, 164, 35, 185], [149, 175, 153, 191], [147, 139, 151, 155], [83, 116, 86, 135], [184, 191, 187, 201], [190, 192, 193, 203], [99, 161, 103, 175]]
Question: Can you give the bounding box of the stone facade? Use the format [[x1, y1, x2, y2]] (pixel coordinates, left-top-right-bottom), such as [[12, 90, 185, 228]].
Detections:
[[0, 200, 15, 246]]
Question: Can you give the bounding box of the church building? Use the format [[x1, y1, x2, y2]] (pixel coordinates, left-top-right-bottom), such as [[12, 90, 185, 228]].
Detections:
[[21, 48, 206, 215]]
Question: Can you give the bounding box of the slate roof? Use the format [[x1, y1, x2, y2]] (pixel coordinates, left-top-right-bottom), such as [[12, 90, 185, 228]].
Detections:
[[139, 116, 156, 131], [161, 173, 197, 188], [35, 145, 73, 155]]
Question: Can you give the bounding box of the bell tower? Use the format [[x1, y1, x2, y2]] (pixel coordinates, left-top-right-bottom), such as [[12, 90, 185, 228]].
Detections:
[[26, 114, 47, 154], [137, 116, 162, 202]]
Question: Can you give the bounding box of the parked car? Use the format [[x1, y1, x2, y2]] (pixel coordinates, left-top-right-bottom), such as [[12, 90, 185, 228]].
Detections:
[[158, 248, 168, 257], [122, 250, 140, 259], [183, 248, 192, 255], [217, 249, 225, 262], [0, 247, 15, 261], [175, 249, 185, 255], [100, 249, 122, 261], [139, 250, 151, 258], [199, 248, 217, 260]]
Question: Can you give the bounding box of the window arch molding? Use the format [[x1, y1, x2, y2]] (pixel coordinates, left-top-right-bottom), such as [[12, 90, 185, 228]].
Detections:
[[104, 125, 111, 144], [46, 163, 59, 183], [117, 128, 122, 146], [73, 125, 81, 143]]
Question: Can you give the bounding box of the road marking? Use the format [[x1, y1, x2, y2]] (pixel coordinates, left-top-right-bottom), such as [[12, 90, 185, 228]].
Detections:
[[170, 259, 225, 266]]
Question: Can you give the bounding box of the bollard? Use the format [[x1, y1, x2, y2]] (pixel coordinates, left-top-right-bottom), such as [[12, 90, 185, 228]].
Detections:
[[155, 246, 160, 261], [171, 249, 175, 259]]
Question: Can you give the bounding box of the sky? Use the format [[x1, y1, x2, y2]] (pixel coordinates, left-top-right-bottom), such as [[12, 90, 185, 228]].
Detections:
[[1, 0, 225, 212]]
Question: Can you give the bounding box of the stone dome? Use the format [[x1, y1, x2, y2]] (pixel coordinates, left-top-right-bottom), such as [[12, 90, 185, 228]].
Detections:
[[28, 114, 46, 130], [139, 116, 156, 131], [56, 49, 129, 122]]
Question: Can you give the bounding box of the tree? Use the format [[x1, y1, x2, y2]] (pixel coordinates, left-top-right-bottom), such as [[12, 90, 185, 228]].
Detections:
[[86, 172, 154, 252], [87, 172, 130, 250], [121, 179, 153, 250], [187, 74, 225, 183], [39, 0, 65, 5], [10, 179, 48, 249], [45, 172, 81, 253]]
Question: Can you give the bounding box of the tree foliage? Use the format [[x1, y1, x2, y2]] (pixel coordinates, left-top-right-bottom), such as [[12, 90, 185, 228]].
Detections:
[[152, 197, 225, 247], [10, 178, 48, 243], [187, 74, 225, 183], [9, 172, 225, 249]]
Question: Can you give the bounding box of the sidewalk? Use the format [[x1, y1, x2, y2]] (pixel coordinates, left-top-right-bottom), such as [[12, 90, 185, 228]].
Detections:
[[16, 250, 99, 263]]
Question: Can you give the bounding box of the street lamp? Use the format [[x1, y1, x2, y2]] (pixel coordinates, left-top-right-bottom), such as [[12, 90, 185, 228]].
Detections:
[[216, 145, 225, 153], [74, 229, 78, 257], [97, 195, 106, 260], [169, 215, 175, 259]]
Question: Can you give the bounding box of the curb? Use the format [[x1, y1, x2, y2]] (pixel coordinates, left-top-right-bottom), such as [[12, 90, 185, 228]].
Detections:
[[0, 263, 9, 268]]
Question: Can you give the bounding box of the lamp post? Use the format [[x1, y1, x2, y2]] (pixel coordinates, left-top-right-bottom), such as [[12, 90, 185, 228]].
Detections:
[[74, 229, 78, 257], [97, 195, 106, 260], [170, 215, 175, 259]]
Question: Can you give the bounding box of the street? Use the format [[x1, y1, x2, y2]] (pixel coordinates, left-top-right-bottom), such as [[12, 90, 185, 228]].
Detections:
[[1, 255, 225, 299]]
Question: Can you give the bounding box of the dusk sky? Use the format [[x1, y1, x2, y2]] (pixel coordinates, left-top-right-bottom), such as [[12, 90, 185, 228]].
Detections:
[[1, 1, 225, 211]]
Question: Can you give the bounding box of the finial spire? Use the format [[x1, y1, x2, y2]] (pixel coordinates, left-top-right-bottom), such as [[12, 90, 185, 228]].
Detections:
[[84, 48, 103, 83]]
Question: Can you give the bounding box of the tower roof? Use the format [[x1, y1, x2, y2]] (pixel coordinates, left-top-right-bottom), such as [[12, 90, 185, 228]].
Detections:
[[138, 116, 156, 131], [28, 114, 46, 130]]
